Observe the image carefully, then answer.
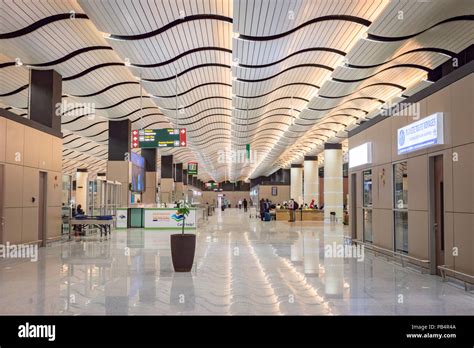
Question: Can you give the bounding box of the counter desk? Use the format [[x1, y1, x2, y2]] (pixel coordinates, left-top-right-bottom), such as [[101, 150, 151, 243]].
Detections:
[[275, 209, 324, 221], [116, 206, 202, 230]]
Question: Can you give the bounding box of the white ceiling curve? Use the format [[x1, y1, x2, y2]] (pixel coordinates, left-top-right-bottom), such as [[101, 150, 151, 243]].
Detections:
[[1, 0, 473, 181]]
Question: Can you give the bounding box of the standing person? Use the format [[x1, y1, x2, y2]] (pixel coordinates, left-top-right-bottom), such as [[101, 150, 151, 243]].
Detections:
[[243, 198, 248, 212], [260, 199, 265, 221], [249, 198, 253, 207], [288, 199, 295, 222], [238, 199, 242, 210]]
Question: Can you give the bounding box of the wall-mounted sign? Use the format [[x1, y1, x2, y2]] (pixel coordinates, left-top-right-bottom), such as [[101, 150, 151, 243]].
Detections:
[[349, 142, 372, 168], [131, 128, 186, 149], [397, 112, 444, 155], [271, 187, 278, 196], [188, 162, 198, 175]]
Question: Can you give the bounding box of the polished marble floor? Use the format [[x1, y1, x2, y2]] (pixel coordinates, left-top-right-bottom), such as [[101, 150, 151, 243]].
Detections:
[[0, 208, 472, 315]]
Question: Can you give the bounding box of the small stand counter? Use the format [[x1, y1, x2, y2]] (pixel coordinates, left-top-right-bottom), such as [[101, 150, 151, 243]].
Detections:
[[116, 206, 200, 230], [275, 209, 324, 221]]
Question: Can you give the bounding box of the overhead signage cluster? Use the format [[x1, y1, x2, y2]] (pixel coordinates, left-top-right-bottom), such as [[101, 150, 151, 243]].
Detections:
[[131, 128, 187, 149]]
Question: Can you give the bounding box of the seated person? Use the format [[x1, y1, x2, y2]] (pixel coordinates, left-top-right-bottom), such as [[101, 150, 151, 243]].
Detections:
[[309, 199, 315, 209]]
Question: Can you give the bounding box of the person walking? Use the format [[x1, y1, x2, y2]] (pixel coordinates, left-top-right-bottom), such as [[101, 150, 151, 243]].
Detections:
[[243, 198, 248, 212], [259, 199, 265, 221], [238, 199, 242, 210]]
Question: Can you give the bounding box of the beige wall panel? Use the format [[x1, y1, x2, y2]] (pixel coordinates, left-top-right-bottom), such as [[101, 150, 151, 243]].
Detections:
[[443, 212, 454, 268], [452, 143, 474, 214], [4, 163, 23, 208], [372, 208, 393, 250], [408, 210, 429, 260], [0, 117, 6, 163], [47, 171, 62, 207], [259, 185, 289, 204], [451, 73, 473, 147], [452, 213, 473, 275], [107, 161, 129, 183], [426, 86, 452, 152], [38, 131, 52, 170], [377, 163, 392, 209], [3, 207, 22, 244], [21, 207, 39, 243], [23, 126, 39, 168], [407, 155, 428, 211], [46, 206, 61, 239], [22, 166, 39, 208], [51, 136, 63, 172], [372, 120, 391, 166], [5, 119, 24, 165], [441, 149, 453, 213]]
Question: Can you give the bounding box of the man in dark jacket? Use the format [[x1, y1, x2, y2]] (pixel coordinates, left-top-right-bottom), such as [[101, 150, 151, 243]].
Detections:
[[243, 198, 248, 212], [260, 199, 265, 220]]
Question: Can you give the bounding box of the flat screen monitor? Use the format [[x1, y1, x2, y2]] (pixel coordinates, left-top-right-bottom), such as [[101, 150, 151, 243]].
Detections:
[[130, 152, 145, 192]]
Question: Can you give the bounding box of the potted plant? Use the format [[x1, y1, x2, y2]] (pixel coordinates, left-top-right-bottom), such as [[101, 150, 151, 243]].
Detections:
[[170, 201, 196, 272]]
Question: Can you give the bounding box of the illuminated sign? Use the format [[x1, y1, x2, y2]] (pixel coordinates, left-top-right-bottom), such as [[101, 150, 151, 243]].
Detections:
[[188, 162, 198, 175], [131, 128, 187, 148], [349, 142, 372, 168], [397, 113, 444, 155]]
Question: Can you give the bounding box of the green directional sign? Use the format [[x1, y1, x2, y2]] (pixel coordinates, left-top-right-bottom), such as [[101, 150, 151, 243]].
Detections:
[[246, 144, 250, 159], [188, 162, 198, 175], [131, 128, 187, 148]]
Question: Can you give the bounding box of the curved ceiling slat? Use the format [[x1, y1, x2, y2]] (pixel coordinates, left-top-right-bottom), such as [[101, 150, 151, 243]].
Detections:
[[1, 0, 472, 182]]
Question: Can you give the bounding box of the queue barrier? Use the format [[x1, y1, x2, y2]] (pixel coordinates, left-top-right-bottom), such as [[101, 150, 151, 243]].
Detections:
[[438, 265, 474, 292], [351, 239, 430, 274]]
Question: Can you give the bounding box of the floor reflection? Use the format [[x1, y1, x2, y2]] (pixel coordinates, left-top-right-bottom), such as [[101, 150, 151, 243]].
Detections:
[[0, 208, 472, 315]]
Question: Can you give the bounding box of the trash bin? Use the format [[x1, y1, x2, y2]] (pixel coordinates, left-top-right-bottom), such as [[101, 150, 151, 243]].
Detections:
[[330, 211, 336, 222]]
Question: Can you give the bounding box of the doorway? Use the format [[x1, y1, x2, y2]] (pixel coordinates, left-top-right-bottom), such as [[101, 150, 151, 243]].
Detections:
[[39, 171, 47, 247], [0, 164, 4, 244], [350, 173, 357, 239], [429, 155, 444, 275]]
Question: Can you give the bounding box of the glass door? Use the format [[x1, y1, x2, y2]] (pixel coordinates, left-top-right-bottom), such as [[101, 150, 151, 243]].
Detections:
[[362, 170, 373, 243]]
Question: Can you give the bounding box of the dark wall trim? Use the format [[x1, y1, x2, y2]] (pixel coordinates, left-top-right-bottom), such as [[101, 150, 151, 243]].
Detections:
[[77, 168, 88, 173], [304, 156, 318, 161], [108, 120, 131, 160], [349, 48, 474, 138], [291, 163, 303, 168], [161, 155, 173, 179], [0, 108, 62, 138], [142, 148, 157, 172], [324, 143, 342, 150]]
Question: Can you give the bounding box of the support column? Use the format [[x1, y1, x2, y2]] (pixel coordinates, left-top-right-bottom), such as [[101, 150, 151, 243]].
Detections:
[[174, 163, 184, 201], [75, 169, 88, 210], [182, 169, 189, 202], [290, 163, 303, 204], [303, 156, 319, 207], [107, 120, 131, 206], [29, 69, 62, 132], [160, 155, 174, 203], [323, 143, 343, 222], [141, 148, 157, 204]]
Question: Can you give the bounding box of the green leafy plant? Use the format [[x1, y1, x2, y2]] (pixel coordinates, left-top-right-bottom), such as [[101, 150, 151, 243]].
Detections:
[[176, 201, 190, 234]]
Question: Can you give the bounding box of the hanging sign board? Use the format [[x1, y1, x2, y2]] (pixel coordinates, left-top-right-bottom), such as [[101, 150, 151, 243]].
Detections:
[[188, 162, 198, 175], [131, 128, 187, 148]]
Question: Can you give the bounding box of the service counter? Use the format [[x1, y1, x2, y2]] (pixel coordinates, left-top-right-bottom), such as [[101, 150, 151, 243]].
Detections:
[[275, 209, 324, 221], [117, 206, 202, 230]]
